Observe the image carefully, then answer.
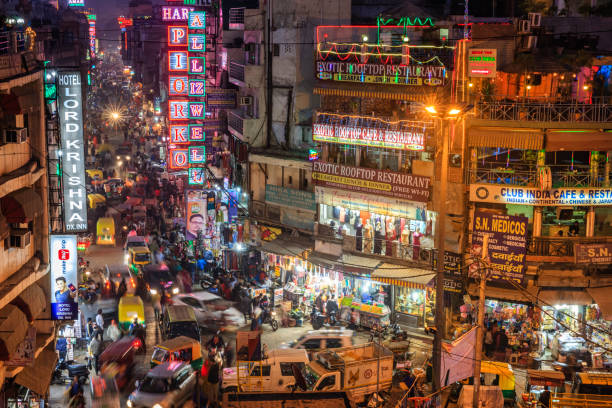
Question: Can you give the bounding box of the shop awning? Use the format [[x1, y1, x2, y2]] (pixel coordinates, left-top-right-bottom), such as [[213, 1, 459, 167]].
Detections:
[[259, 234, 312, 258], [313, 81, 438, 103], [545, 130, 612, 151], [15, 345, 57, 396], [306, 252, 343, 272], [586, 287, 612, 320], [372, 264, 435, 289], [467, 283, 534, 304], [10, 283, 46, 322], [537, 289, 593, 306], [0, 189, 42, 223], [468, 127, 544, 150], [341, 254, 381, 275], [0, 305, 29, 360]]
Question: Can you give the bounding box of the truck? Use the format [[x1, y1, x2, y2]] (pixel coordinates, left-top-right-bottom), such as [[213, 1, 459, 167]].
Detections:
[[296, 342, 394, 404]]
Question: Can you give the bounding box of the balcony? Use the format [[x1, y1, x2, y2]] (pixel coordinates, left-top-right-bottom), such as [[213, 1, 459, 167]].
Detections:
[[528, 236, 612, 258], [468, 164, 607, 188], [475, 98, 612, 125], [227, 110, 263, 143]]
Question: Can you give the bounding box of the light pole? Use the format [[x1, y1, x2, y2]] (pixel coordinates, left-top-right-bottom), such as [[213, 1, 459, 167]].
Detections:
[[425, 104, 472, 403]]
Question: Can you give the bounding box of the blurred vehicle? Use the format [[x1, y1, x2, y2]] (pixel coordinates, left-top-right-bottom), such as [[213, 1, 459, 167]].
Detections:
[[118, 294, 145, 331], [77, 233, 93, 253], [116, 144, 131, 161], [86, 169, 104, 187], [127, 362, 197, 408], [172, 292, 244, 330], [142, 263, 179, 298], [124, 235, 147, 251], [283, 329, 354, 353], [160, 305, 200, 341], [90, 374, 120, 408], [103, 178, 124, 200], [151, 336, 203, 371], [128, 246, 151, 276], [222, 349, 310, 393], [96, 217, 116, 246], [99, 336, 141, 390], [88, 193, 106, 209]]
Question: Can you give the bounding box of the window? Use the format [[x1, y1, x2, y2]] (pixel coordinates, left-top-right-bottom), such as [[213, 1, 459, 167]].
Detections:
[[175, 369, 190, 386], [250, 365, 271, 377], [3, 238, 8, 250], [280, 362, 304, 376], [326, 339, 342, 349], [9, 229, 31, 248], [179, 297, 201, 308], [301, 339, 321, 350], [316, 375, 336, 390]]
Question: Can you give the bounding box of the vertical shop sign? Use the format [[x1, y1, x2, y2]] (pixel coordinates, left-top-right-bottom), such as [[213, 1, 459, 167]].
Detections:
[[189, 102, 206, 119], [188, 10, 206, 29], [188, 56, 205, 74], [470, 212, 528, 283], [189, 146, 206, 163], [169, 76, 188, 96], [169, 149, 189, 169], [169, 124, 189, 143], [189, 79, 206, 96], [50, 235, 78, 320], [188, 167, 206, 185], [57, 72, 87, 231], [168, 26, 188, 46], [189, 124, 205, 141], [169, 51, 188, 71], [169, 100, 189, 120], [188, 33, 206, 51]]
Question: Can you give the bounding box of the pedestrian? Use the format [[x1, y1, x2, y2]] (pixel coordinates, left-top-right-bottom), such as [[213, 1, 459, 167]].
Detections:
[[89, 332, 102, 375], [206, 353, 222, 408], [239, 291, 251, 324], [96, 309, 104, 339], [56, 335, 67, 362], [106, 319, 121, 342], [86, 318, 94, 340]]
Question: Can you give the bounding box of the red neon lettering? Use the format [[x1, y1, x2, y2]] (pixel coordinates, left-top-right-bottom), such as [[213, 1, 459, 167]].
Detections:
[[174, 151, 187, 166], [171, 27, 186, 43]]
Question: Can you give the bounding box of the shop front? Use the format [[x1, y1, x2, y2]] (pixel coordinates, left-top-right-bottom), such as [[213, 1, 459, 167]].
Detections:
[[316, 186, 435, 262]]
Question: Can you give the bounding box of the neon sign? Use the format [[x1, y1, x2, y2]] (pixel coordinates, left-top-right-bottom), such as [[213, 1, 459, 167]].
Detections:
[[188, 102, 205, 119], [189, 125, 205, 141], [188, 11, 206, 29], [169, 148, 189, 169], [188, 167, 205, 185], [169, 125, 189, 143], [169, 51, 188, 71], [169, 76, 189, 96], [188, 79, 206, 96], [188, 33, 206, 51], [161, 6, 195, 22], [189, 146, 206, 163], [169, 100, 189, 120], [188, 56, 205, 74], [168, 26, 188, 46]]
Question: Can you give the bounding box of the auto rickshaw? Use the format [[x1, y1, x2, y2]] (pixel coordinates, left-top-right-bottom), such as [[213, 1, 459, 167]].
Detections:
[[96, 217, 116, 246], [150, 336, 203, 371], [118, 294, 145, 331], [480, 361, 517, 406], [98, 336, 140, 391], [86, 169, 104, 187], [128, 246, 152, 276], [88, 193, 107, 209], [521, 369, 565, 407]]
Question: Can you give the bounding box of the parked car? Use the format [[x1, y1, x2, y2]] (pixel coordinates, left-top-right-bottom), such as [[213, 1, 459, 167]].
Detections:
[[126, 362, 196, 408], [172, 292, 245, 331]]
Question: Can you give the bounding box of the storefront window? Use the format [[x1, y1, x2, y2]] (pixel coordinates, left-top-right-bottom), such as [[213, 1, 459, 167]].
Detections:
[[541, 206, 586, 237], [394, 287, 434, 327], [328, 144, 357, 166]]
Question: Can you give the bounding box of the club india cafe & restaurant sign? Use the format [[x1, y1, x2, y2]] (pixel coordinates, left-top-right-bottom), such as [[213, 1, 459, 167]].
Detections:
[[470, 184, 612, 206]]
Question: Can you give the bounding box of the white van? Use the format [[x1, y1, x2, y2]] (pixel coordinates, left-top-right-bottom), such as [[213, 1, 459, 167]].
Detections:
[[222, 349, 309, 393]]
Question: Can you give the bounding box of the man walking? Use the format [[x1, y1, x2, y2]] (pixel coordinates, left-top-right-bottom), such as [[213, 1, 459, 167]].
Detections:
[[96, 309, 104, 340]]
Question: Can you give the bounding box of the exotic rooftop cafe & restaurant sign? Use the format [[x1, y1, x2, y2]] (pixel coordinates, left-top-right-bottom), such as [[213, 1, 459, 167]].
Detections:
[[312, 122, 425, 150]]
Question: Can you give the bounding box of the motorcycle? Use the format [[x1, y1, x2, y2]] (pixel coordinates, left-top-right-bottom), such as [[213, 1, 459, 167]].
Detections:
[[310, 309, 326, 330], [389, 323, 409, 342], [51, 358, 90, 385], [263, 309, 279, 331], [369, 324, 388, 342]]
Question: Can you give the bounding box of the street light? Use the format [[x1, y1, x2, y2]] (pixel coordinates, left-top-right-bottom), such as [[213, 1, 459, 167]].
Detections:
[[425, 104, 473, 399]]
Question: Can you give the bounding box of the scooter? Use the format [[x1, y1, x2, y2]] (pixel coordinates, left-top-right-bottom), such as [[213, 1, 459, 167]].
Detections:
[[310, 309, 326, 330], [389, 323, 409, 342]]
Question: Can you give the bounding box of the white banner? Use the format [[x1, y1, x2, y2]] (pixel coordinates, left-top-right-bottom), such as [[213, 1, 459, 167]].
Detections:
[[440, 327, 477, 387], [470, 184, 612, 206]]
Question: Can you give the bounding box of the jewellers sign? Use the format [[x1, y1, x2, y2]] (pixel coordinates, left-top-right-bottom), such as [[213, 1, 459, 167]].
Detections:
[[313, 123, 425, 150], [312, 162, 430, 202], [470, 184, 612, 206], [58, 72, 87, 232], [316, 61, 445, 86], [575, 243, 612, 264]]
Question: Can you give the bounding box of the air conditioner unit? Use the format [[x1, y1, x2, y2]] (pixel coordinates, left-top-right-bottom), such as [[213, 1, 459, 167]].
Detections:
[[2, 128, 28, 144], [528, 12, 542, 27], [10, 229, 31, 249], [527, 35, 538, 49], [519, 20, 531, 34], [239, 96, 252, 106]]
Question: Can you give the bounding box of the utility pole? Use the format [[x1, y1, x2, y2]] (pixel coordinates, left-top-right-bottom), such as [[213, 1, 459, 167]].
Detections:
[[472, 235, 489, 408], [265, 0, 273, 148], [432, 118, 448, 399]]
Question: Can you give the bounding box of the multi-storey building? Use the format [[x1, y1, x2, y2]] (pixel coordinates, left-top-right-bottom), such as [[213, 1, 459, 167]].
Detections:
[[0, 25, 55, 402]]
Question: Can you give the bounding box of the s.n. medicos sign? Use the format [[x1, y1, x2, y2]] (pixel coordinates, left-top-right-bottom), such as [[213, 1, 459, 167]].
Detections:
[[58, 72, 87, 231]]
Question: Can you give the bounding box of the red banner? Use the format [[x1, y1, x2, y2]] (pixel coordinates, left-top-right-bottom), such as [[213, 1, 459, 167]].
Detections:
[[312, 162, 431, 202]]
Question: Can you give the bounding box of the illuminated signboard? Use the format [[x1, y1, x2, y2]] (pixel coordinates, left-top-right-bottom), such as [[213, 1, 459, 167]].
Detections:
[[189, 146, 206, 163], [189, 124, 205, 141], [169, 76, 188, 96], [312, 123, 425, 150], [168, 26, 188, 46], [188, 79, 205, 96], [469, 184, 612, 206], [169, 100, 189, 120], [169, 124, 189, 143], [50, 235, 78, 320], [169, 148, 189, 169], [188, 102, 205, 119], [161, 6, 195, 22], [316, 61, 445, 86], [67, 0, 84, 6], [57, 72, 87, 231], [468, 49, 497, 78], [188, 11, 206, 29], [169, 50, 188, 71], [188, 33, 206, 51], [188, 56, 205, 74], [188, 167, 206, 185]]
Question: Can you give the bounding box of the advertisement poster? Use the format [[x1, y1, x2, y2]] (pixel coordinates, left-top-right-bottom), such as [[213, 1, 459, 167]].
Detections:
[[312, 161, 431, 202], [185, 190, 215, 241], [57, 72, 87, 232], [470, 212, 528, 283], [50, 235, 78, 320]]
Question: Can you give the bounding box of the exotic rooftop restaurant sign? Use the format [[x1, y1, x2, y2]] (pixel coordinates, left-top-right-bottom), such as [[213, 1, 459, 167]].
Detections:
[[313, 123, 425, 150], [316, 61, 445, 86], [312, 161, 431, 202], [470, 184, 612, 206]]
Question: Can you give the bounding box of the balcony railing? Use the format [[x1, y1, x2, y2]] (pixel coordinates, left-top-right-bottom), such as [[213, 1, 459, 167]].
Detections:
[[229, 61, 245, 84], [228, 8, 245, 30], [528, 236, 611, 257], [475, 99, 612, 123], [468, 164, 607, 188]]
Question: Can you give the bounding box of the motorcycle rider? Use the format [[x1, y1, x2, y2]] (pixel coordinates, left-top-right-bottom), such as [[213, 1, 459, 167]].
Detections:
[[326, 294, 339, 325], [206, 331, 225, 353]]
